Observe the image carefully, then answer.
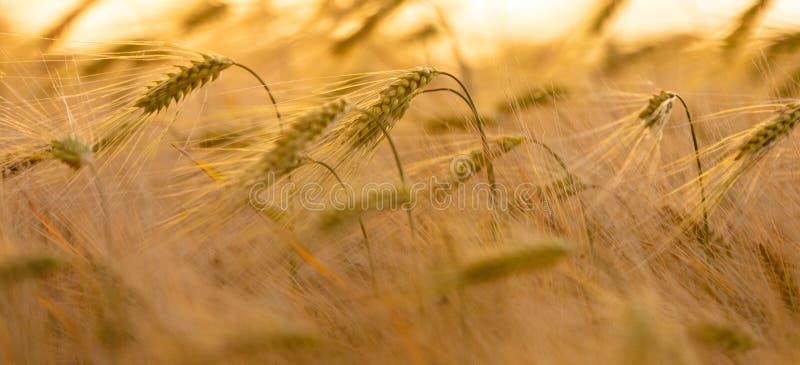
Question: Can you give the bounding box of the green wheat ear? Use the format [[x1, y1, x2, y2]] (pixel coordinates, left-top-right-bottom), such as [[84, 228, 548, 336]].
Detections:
[[51, 136, 93, 170], [134, 54, 233, 114]]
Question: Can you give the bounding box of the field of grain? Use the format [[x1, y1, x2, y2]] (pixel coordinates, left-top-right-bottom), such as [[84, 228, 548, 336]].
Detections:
[[1, 0, 800, 364]]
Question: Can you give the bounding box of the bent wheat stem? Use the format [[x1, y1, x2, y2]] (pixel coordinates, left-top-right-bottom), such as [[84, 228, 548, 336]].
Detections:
[[232, 62, 282, 124], [354, 106, 414, 234], [434, 71, 496, 200], [673, 93, 711, 254], [305, 157, 376, 293]]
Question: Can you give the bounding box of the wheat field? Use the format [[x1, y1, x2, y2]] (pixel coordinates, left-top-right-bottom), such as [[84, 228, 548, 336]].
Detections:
[[1, 0, 800, 364]]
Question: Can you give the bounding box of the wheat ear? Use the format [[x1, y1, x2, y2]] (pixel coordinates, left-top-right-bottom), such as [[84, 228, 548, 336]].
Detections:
[[723, 0, 774, 51], [438, 239, 570, 290], [735, 103, 800, 160], [0, 254, 64, 288], [134, 54, 281, 121], [245, 99, 349, 186], [134, 54, 234, 114]]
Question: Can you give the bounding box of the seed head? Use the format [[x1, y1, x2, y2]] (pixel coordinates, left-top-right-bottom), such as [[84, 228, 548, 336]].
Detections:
[[252, 99, 350, 179], [637, 91, 676, 128], [134, 54, 233, 114], [735, 102, 800, 160], [51, 136, 93, 170], [343, 67, 436, 150]]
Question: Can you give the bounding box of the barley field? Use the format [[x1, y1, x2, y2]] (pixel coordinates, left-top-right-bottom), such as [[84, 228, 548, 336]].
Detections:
[[1, 0, 800, 364]]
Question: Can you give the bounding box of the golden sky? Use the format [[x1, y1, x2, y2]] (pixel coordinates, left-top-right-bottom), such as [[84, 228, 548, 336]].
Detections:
[[5, 0, 800, 51]]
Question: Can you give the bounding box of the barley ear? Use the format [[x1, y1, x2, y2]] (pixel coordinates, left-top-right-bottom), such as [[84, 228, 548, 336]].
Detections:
[[134, 54, 234, 114], [51, 136, 93, 170]]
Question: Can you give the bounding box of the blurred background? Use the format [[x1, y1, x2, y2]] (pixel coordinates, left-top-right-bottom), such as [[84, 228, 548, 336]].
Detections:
[[5, 0, 800, 60]]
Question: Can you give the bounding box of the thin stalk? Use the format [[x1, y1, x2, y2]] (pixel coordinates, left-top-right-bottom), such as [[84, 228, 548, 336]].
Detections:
[[232, 63, 282, 125], [86, 161, 113, 253], [674, 93, 711, 257], [354, 107, 415, 234], [305, 158, 377, 293], [434, 71, 497, 203]]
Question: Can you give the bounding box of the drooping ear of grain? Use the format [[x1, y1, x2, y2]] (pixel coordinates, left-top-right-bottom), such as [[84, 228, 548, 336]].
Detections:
[[537, 174, 586, 201], [134, 54, 233, 114], [2, 146, 50, 178], [0, 255, 63, 288], [498, 85, 568, 113], [183, 0, 229, 31], [439, 240, 569, 289], [585, 0, 628, 36], [735, 103, 800, 160], [757, 243, 800, 312], [245, 99, 350, 184], [51, 136, 93, 169], [340, 67, 436, 150], [723, 0, 774, 51], [637, 90, 676, 128], [42, 0, 100, 43], [689, 323, 754, 351], [449, 135, 526, 184], [332, 0, 407, 55]]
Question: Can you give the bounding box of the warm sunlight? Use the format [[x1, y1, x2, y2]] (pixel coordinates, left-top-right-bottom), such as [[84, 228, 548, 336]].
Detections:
[[2, 1, 800, 364]]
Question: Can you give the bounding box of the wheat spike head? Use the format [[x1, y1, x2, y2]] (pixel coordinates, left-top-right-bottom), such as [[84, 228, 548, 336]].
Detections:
[[344, 67, 436, 149], [253, 99, 350, 179], [438, 240, 570, 290], [51, 136, 93, 170], [462, 135, 526, 177], [0, 254, 64, 288], [735, 102, 800, 160], [637, 90, 676, 128], [321, 186, 412, 231], [134, 54, 233, 114], [539, 174, 586, 201]]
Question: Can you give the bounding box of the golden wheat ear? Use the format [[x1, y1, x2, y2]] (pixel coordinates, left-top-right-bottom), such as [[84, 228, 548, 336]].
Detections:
[[242, 99, 350, 187], [734, 103, 800, 160], [134, 54, 234, 114]]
